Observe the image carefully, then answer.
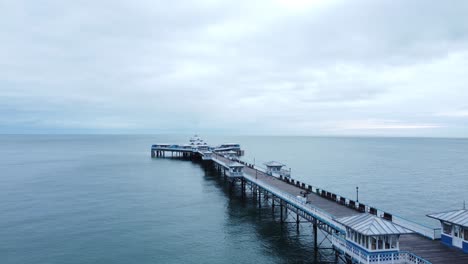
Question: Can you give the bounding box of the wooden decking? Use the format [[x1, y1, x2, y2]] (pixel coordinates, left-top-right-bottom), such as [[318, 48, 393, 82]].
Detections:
[[243, 165, 360, 218], [400, 234, 468, 264], [213, 154, 468, 264]]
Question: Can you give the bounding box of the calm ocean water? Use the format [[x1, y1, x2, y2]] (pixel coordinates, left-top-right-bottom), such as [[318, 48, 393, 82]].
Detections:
[[1, 135, 467, 264]]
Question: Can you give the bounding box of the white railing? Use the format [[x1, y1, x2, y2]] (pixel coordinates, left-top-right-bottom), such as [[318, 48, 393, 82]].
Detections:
[[201, 155, 212, 160], [211, 154, 435, 264], [243, 173, 346, 233], [212, 157, 229, 168], [216, 155, 441, 240], [228, 171, 243, 177], [212, 157, 245, 176], [152, 147, 195, 152], [249, 166, 442, 240], [399, 252, 431, 264], [393, 216, 441, 240], [331, 235, 431, 264]]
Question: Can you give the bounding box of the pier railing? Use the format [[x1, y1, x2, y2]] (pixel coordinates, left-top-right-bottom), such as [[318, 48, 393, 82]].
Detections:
[[301, 183, 441, 240], [307, 187, 442, 240], [392, 216, 441, 240], [331, 235, 431, 264], [152, 146, 194, 152], [222, 156, 441, 240], [211, 156, 231, 169], [242, 173, 346, 233], [228, 171, 243, 177], [251, 168, 440, 240]]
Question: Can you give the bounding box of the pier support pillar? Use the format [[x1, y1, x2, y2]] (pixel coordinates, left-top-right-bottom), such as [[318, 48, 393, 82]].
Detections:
[[272, 198, 275, 213], [280, 201, 284, 224], [151, 150, 155, 158], [229, 180, 234, 196], [241, 179, 246, 199], [313, 219, 318, 251], [258, 188, 261, 208], [296, 213, 300, 232]]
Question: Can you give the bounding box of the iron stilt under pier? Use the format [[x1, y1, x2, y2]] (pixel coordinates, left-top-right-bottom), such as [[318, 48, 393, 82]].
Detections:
[[258, 187, 261, 208], [313, 218, 318, 251], [280, 201, 284, 224], [272, 198, 275, 213], [241, 179, 246, 199], [296, 213, 300, 232], [229, 180, 234, 196]]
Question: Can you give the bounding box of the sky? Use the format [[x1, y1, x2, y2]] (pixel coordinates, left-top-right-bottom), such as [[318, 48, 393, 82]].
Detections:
[[1, 0, 468, 136]]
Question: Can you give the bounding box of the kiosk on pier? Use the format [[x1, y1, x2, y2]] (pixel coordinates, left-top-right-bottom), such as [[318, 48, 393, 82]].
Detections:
[[264, 161, 291, 178], [333, 214, 412, 263], [227, 163, 244, 178], [427, 209, 468, 253]]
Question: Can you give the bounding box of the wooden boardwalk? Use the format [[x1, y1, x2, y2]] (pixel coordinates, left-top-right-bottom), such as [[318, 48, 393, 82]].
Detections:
[[152, 143, 468, 264], [214, 154, 468, 264], [400, 234, 468, 264]]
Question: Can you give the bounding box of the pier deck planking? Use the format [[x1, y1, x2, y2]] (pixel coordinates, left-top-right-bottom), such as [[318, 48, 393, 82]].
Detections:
[[400, 234, 468, 264], [153, 144, 468, 264], [214, 154, 468, 264]]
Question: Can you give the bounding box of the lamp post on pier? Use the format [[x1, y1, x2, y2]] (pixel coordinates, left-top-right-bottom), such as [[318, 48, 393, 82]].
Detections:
[[356, 186, 359, 203]]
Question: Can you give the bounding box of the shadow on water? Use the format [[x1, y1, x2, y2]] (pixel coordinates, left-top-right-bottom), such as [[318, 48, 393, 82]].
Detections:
[[192, 159, 341, 264]]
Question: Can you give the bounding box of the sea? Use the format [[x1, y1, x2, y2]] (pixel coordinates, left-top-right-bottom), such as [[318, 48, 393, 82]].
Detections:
[[1, 135, 467, 264]]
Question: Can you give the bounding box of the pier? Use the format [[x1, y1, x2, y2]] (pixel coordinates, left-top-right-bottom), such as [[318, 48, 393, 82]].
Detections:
[[151, 136, 468, 264]]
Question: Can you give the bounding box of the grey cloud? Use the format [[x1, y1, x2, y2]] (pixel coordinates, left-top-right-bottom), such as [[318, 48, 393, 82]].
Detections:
[[255, 1, 468, 66], [1, 0, 468, 136]]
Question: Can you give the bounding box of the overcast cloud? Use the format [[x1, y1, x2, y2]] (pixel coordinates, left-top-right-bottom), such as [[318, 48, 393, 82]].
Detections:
[[1, 0, 468, 136]]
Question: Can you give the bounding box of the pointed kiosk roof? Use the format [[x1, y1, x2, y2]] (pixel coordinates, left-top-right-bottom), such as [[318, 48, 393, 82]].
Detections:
[[427, 209, 468, 228], [336, 214, 412, 236]]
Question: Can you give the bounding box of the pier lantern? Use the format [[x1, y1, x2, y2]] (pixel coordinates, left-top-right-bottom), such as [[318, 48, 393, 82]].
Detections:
[[334, 214, 412, 262], [427, 209, 468, 253]]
